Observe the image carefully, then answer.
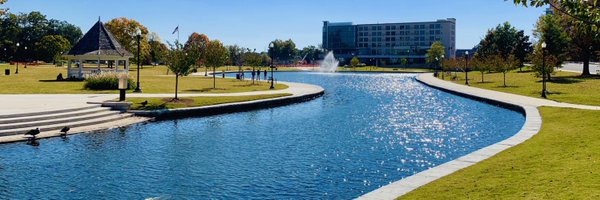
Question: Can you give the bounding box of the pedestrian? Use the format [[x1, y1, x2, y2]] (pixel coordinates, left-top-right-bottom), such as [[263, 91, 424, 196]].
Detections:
[[264, 69, 267, 80], [251, 70, 256, 81], [241, 69, 244, 80], [222, 70, 225, 78]]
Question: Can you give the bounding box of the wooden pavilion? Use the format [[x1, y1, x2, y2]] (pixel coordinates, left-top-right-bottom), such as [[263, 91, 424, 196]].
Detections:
[[63, 19, 133, 79]]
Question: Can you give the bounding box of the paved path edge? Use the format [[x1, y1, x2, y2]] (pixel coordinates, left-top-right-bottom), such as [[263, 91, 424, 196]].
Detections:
[[358, 73, 542, 200]]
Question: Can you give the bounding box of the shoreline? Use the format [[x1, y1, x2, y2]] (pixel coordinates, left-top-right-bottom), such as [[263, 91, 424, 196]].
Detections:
[[359, 73, 543, 199]]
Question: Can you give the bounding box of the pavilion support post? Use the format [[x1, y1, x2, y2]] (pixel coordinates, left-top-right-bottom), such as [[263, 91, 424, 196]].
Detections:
[[78, 59, 83, 79], [67, 60, 72, 78], [115, 60, 118, 73]]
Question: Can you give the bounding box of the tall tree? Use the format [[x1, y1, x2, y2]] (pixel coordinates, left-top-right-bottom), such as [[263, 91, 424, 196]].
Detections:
[[105, 17, 150, 64], [36, 35, 70, 63], [47, 19, 82, 46], [513, 30, 532, 71], [167, 41, 195, 100], [556, 10, 600, 76], [205, 40, 229, 88], [425, 41, 445, 69], [471, 55, 489, 83], [533, 13, 570, 74], [268, 39, 297, 64], [184, 32, 209, 67], [148, 32, 168, 65], [493, 54, 519, 87], [476, 22, 530, 62]]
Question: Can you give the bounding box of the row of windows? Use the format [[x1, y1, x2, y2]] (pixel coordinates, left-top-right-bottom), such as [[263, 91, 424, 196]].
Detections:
[[358, 36, 442, 42], [358, 30, 443, 36], [357, 42, 436, 48], [357, 24, 443, 31]]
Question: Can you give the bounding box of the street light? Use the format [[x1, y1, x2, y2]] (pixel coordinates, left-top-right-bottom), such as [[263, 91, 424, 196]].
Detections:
[[24, 46, 28, 69], [134, 28, 142, 93], [465, 51, 470, 85], [441, 54, 445, 79], [268, 42, 275, 89], [541, 42, 547, 98], [15, 43, 20, 74]]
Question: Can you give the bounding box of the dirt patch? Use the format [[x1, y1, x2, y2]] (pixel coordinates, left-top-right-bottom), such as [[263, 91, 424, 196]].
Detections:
[[163, 98, 194, 106]]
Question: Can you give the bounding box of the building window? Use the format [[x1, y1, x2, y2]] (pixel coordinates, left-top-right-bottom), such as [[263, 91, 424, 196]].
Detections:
[[399, 25, 404, 29], [420, 25, 425, 29], [435, 24, 441, 29], [430, 30, 434, 35], [385, 26, 390, 30], [429, 24, 434, 29], [436, 30, 441, 35], [391, 32, 396, 36]]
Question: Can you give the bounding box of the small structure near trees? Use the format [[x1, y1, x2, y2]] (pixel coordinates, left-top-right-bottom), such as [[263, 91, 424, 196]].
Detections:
[[63, 19, 133, 79]]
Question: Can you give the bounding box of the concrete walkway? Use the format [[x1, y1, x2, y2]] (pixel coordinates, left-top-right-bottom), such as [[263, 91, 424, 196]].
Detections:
[[360, 73, 600, 200]]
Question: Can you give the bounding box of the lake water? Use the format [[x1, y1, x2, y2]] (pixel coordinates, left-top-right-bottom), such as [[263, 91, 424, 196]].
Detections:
[[0, 72, 524, 199]]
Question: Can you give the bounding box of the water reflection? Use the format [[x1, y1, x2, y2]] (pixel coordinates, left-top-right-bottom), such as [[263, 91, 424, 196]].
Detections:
[[0, 72, 524, 199]]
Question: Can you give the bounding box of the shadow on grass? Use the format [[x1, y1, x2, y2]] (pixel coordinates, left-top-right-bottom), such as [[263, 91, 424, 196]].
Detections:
[[493, 85, 521, 88], [184, 88, 227, 92], [38, 79, 83, 82]]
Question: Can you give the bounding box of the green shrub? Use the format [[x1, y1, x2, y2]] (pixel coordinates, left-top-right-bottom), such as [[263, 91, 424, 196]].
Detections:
[[83, 72, 135, 90]]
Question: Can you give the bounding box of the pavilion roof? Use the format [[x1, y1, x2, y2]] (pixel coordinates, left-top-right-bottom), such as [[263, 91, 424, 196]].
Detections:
[[65, 20, 132, 57]]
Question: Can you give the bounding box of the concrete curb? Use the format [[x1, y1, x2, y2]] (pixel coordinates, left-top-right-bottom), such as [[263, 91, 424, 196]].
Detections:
[[129, 84, 325, 120], [359, 73, 542, 200]]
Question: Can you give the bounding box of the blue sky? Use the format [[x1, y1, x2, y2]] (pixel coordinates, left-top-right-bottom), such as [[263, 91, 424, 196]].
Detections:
[[5, 0, 546, 50]]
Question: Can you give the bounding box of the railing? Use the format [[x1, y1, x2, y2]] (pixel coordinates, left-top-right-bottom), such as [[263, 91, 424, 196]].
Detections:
[[68, 68, 127, 79]]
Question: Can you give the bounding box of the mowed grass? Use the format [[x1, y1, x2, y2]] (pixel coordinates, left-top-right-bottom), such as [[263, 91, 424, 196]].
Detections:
[[128, 93, 291, 110], [399, 107, 600, 199], [440, 68, 600, 106], [0, 64, 287, 94]]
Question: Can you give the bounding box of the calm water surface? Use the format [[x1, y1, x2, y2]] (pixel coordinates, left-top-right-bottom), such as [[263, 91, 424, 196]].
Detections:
[[0, 72, 524, 199]]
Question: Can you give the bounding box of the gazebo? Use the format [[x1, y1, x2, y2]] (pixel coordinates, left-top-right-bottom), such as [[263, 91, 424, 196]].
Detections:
[[63, 19, 133, 79]]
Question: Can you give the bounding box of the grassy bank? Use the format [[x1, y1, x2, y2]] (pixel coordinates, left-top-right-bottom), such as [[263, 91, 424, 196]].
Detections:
[[440, 69, 600, 106], [128, 93, 292, 110], [399, 107, 600, 199], [337, 66, 433, 72], [0, 64, 287, 94]]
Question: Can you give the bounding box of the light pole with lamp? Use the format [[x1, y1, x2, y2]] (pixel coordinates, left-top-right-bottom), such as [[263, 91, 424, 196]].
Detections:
[[440, 54, 445, 79], [15, 43, 20, 74], [268, 42, 275, 89], [541, 42, 547, 98], [23, 46, 28, 69], [465, 51, 470, 85], [134, 28, 142, 93]]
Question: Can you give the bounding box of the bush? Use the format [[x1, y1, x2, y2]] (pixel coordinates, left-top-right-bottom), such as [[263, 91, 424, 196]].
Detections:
[[83, 72, 135, 90]]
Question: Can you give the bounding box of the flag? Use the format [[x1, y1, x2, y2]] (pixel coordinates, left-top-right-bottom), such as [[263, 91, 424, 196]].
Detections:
[[172, 26, 179, 34]]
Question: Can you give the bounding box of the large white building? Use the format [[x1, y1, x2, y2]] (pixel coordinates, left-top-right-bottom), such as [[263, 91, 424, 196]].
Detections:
[[323, 18, 456, 66]]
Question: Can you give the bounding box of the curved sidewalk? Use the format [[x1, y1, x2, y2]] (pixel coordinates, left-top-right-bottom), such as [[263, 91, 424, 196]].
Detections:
[[359, 73, 600, 200]]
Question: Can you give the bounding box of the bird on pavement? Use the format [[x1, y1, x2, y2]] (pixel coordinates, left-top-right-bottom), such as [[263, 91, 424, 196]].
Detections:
[[60, 126, 70, 137], [25, 128, 40, 137]]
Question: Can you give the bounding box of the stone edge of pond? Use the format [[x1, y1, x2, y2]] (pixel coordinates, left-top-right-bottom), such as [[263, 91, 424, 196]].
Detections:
[[358, 73, 542, 200], [128, 83, 325, 120]]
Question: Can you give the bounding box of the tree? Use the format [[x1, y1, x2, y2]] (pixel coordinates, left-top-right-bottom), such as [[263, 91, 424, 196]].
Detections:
[[227, 44, 247, 73], [205, 40, 229, 89], [513, 30, 532, 71], [105, 17, 150, 64], [350, 57, 359, 69], [268, 39, 297, 64], [47, 19, 82, 46], [425, 41, 445, 70], [0, 0, 8, 15], [167, 42, 195, 100], [36, 35, 70, 63], [556, 10, 600, 76], [530, 43, 560, 81], [299, 45, 323, 64], [513, 0, 600, 30], [533, 13, 570, 76], [493, 54, 519, 87], [400, 58, 408, 68], [471, 56, 488, 83], [148, 32, 168, 65], [184, 32, 209, 68], [244, 51, 263, 84], [476, 22, 530, 62]]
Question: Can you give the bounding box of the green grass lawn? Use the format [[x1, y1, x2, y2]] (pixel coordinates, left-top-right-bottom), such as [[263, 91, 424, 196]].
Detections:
[[127, 93, 291, 110], [0, 64, 287, 94], [399, 107, 600, 199], [440, 69, 600, 106]]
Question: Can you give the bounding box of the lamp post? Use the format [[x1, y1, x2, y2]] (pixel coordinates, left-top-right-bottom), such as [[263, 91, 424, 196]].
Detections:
[[15, 43, 19, 74], [435, 56, 439, 77], [23, 46, 28, 69], [441, 54, 445, 79], [3, 47, 6, 62], [541, 42, 547, 98], [465, 51, 469, 85], [268, 42, 275, 89], [134, 28, 142, 93]]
